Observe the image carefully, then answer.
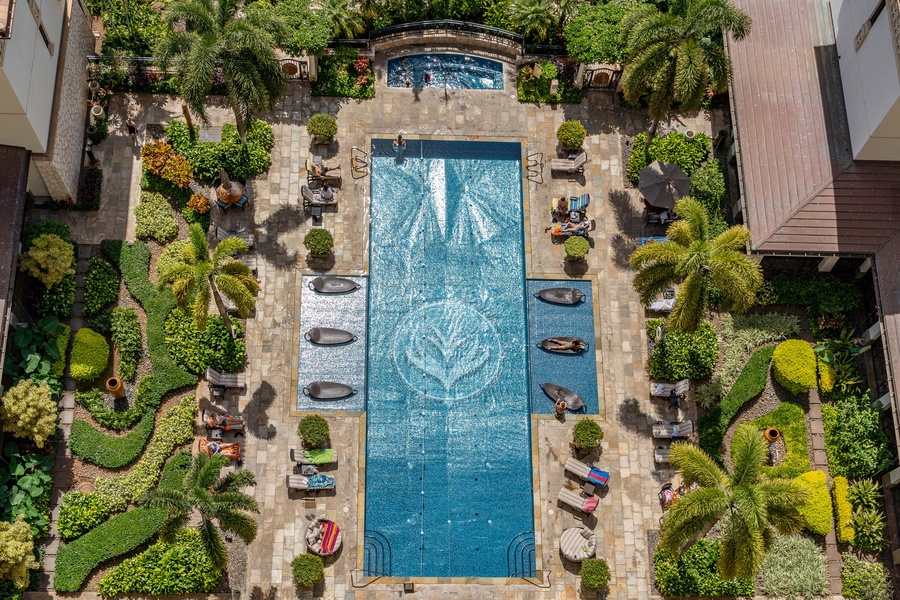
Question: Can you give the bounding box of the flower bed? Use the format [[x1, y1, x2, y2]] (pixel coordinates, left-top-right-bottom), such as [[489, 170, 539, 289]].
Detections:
[[311, 48, 375, 99], [647, 318, 718, 381]]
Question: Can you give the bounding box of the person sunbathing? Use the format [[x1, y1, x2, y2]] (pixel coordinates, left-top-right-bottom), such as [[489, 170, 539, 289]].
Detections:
[[206, 412, 245, 430], [554, 197, 569, 222], [313, 162, 340, 177], [560, 219, 590, 234], [546, 338, 586, 351]]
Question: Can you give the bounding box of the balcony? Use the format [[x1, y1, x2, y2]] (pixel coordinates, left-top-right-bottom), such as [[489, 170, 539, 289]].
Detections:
[[0, 0, 12, 39]]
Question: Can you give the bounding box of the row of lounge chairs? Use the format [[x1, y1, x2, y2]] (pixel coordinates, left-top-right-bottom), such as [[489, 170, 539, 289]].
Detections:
[[556, 457, 610, 515], [287, 448, 338, 491]]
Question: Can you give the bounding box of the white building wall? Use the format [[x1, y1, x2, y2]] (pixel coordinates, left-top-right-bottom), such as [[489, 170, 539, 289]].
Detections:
[[832, 0, 900, 160]]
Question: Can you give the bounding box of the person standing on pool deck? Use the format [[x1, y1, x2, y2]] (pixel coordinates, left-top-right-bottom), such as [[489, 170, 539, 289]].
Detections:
[[125, 117, 138, 147]]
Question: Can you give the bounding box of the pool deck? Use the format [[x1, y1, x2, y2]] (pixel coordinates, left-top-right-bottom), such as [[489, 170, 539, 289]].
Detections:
[[46, 48, 721, 599]]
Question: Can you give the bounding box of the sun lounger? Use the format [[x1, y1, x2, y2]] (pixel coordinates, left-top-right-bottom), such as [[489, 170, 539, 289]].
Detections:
[[557, 487, 599, 514], [650, 379, 690, 397], [652, 420, 695, 439], [199, 438, 240, 461], [552, 219, 596, 237], [305, 156, 342, 184], [641, 236, 668, 245], [215, 226, 255, 248], [648, 297, 676, 312], [306, 518, 342, 556], [287, 473, 335, 491], [203, 409, 245, 432], [205, 367, 246, 398], [564, 457, 610, 487], [560, 527, 597, 562], [654, 446, 670, 464], [549, 151, 587, 174], [290, 448, 336, 465]]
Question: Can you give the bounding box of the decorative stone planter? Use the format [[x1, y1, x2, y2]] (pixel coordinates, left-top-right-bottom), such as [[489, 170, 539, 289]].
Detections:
[[106, 376, 125, 400], [763, 427, 780, 443], [684, 129, 696, 141], [88, 80, 100, 94], [91, 104, 106, 122]]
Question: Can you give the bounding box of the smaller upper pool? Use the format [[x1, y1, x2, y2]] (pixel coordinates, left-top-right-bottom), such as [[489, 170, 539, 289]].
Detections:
[[387, 53, 504, 90]]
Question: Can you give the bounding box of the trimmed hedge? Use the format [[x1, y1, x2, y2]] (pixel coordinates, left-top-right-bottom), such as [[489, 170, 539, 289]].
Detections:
[[653, 539, 753, 597], [647, 319, 718, 381], [53, 507, 168, 592], [110, 307, 142, 381], [795, 470, 832, 536], [164, 311, 246, 375], [772, 339, 817, 394], [69, 411, 154, 468], [69, 328, 109, 382], [749, 401, 810, 479], [57, 492, 111, 542], [135, 192, 178, 244], [817, 356, 836, 393], [833, 476, 855, 544], [698, 345, 774, 458], [50, 324, 71, 378], [83, 258, 119, 317]]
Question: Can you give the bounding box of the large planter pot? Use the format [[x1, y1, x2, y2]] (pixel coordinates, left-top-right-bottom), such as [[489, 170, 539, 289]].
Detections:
[[91, 104, 106, 122], [106, 377, 125, 400], [764, 427, 780, 443], [86, 125, 100, 145]]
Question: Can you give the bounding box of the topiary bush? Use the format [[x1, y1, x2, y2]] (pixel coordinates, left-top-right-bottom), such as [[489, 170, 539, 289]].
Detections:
[[841, 553, 893, 600], [0, 380, 57, 448], [794, 470, 832, 535], [83, 258, 119, 316], [164, 311, 246, 375], [772, 339, 817, 394], [760, 535, 828, 599], [307, 113, 337, 142], [304, 228, 334, 255], [50, 323, 71, 378], [110, 307, 142, 380], [654, 539, 753, 597], [572, 419, 603, 450], [579, 557, 610, 590], [19, 234, 76, 288], [298, 414, 329, 447], [57, 492, 111, 541], [557, 119, 587, 150], [817, 355, 836, 393], [689, 160, 726, 216], [135, 191, 178, 243], [69, 328, 109, 382], [564, 236, 589, 261], [291, 553, 324, 588], [832, 476, 855, 544], [69, 411, 154, 468], [647, 318, 718, 381], [627, 131, 711, 184]]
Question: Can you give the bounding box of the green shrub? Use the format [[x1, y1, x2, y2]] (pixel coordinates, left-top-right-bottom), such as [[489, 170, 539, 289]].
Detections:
[[75, 375, 164, 432], [303, 228, 334, 255], [275, 0, 332, 57], [140, 168, 209, 231], [98, 528, 221, 595], [653, 539, 754, 597], [36, 271, 76, 318], [745, 400, 810, 479], [57, 492, 111, 541], [94, 395, 197, 511], [822, 391, 892, 479], [832, 476, 855, 544], [19, 234, 76, 289], [579, 557, 610, 590], [135, 192, 178, 244], [627, 131, 712, 184], [165, 119, 274, 181], [83, 258, 119, 316], [564, 236, 590, 261], [516, 62, 582, 103], [647, 318, 718, 381], [572, 419, 603, 450], [156, 239, 189, 277], [556, 120, 587, 150], [772, 339, 817, 394], [298, 414, 329, 447], [24, 220, 70, 248], [311, 48, 374, 99], [564, 1, 633, 64], [158, 450, 192, 491], [851, 507, 886, 553], [69, 411, 154, 468], [50, 323, 71, 378], [759, 535, 828, 599], [690, 160, 726, 216], [0, 379, 58, 448], [771, 273, 861, 338], [53, 507, 168, 592], [164, 311, 246, 374], [841, 553, 893, 600], [110, 307, 142, 380], [69, 328, 109, 382], [0, 441, 54, 538], [291, 553, 324, 588], [699, 345, 774, 458], [307, 113, 337, 142], [848, 479, 882, 511], [793, 470, 832, 535]]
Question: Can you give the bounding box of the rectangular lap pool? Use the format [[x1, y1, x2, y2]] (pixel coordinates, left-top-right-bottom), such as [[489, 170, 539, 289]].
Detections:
[[365, 139, 535, 578]]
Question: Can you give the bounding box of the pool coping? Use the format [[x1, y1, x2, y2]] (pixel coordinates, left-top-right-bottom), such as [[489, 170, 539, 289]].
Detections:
[[288, 133, 605, 588]]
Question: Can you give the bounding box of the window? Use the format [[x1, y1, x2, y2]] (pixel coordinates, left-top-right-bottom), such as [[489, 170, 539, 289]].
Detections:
[[37, 23, 53, 55], [855, 0, 887, 50]]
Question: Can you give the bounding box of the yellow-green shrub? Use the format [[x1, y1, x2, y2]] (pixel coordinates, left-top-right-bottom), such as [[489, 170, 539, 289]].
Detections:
[[0, 379, 57, 448], [794, 470, 832, 535], [832, 476, 855, 544], [0, 515, 40, 589], [69, 328, 109, 382], [772, 340, 817, 394], [817, 356, 836, 393], [18, 234, 76, 288]]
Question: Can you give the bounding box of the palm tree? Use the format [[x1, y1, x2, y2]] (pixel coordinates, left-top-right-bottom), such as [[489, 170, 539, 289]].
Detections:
[[507, 0, 555, 42], [621, 0, 751, 149], [158, 223, 259, 330], [630, 198, 761, 333], [320, 0, 366, 39], [156, 0, 288, 144], [141, 453, 259, 569], [660, 426, 809, 580]]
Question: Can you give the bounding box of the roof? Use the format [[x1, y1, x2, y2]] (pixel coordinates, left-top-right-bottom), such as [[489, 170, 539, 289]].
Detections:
[[0, 144, 29, 386], [729, 0, 900, 254]]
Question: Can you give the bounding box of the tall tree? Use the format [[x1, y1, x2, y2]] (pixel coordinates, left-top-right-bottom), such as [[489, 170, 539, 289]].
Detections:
[[320, 0, 366, 38], [156, 0, 288, 143], [621, 0, 751, 148], [140, 453, 259, 569], [507, 0, 555, 41], [660, 426, 809, 579], [158, 223, 258, 330], [630, 198, 761, 333]]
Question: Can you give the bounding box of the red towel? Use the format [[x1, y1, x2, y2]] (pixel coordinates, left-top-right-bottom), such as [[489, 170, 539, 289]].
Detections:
[[320, 521, 340, 555]]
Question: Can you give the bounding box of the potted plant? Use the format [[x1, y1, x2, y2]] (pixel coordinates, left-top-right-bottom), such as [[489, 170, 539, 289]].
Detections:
[[580, 558, 610, 591], [291, 553, 324, 588], [298, 414, 329, 447], [304, 228, 334, 257], [572, 419, 603, 451], [557, 119, 587, 152], [565, 236, 589, 261], [307, 113, 337, 144]]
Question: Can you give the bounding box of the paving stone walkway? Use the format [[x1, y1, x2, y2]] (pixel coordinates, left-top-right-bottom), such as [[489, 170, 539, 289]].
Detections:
[[68, 48, 725, 600]]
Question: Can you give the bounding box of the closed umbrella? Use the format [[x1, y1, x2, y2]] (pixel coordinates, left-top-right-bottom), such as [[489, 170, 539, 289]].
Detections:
[[638, 161, 690, 210]]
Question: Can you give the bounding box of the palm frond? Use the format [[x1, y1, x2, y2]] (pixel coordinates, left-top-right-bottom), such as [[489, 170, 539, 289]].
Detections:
[[158, 263, 195, 290], [664, 220, 694, 247], [728, 426, 766, 486], [211, 490, 260, 514], [658, 487, 729, 556], [667, 270, 707, 333], [214, 274, 256, 317], [193, 280, 212, 330], [718, 506, 765, 579], [669, 441, 729, 489], [673, 38, 708, 110], [708, 251, 762, 313], [632, 262, 681, 305], [158, 510, 191, 543], [711, 224, 751, 252], [140, 488, 191, 513], [757, 479, 809, 534], [199, 517, 228, 569], [212, 237, 250, 265], [674, 198, 709, 243], [189, 223, 210, 262], [216, 510, 259, 543], [214, 469, 258, 493]]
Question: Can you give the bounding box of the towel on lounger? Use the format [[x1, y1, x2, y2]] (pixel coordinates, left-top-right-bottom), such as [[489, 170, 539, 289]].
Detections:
[[320, 521, 339, 554], [586, 467, 609, 487], [583, 496, 599, 513]]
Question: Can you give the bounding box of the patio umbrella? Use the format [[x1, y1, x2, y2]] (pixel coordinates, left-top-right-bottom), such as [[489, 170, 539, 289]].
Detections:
[[638, 161, 690, 209]]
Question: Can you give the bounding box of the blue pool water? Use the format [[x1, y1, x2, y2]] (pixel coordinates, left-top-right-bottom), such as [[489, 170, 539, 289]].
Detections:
[[365, 139, 534, 578], [527, 280, 598, 415], [296, 275, 367, 412], [387, 54, 505, 90]]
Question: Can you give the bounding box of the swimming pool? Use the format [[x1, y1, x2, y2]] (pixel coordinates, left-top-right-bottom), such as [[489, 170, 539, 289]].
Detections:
[[365, 139, 534, 578], [387, 54, 505, 90]]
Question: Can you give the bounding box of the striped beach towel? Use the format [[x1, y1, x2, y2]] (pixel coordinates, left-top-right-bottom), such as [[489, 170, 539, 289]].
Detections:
[[586, 467, 610, 487], [320, 521, 340, 555]]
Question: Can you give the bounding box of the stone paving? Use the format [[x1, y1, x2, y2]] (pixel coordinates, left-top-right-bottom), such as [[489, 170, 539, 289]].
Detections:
[[66, 48, 724, 600]]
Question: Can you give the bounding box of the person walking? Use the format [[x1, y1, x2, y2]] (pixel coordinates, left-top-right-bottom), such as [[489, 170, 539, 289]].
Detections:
[[125, 117, 138, 147]]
